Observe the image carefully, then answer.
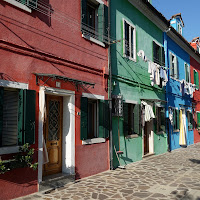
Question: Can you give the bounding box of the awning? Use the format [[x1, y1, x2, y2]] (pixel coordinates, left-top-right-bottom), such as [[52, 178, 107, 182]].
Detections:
[[34, 73, 95, 90]]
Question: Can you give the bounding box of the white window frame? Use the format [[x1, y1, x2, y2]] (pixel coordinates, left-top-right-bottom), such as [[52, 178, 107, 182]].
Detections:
[[0, 80, 28, 155], [82, 93, 106, 145], [185, 63, 190, 83], [177, 22, 182, 35], [123, 18, 136, 62], [170, 52, 178, 79]]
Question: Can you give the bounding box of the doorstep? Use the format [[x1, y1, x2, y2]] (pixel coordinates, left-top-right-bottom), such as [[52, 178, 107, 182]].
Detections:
[[142, 152, 155, 158], [39, 173, 75, 193]]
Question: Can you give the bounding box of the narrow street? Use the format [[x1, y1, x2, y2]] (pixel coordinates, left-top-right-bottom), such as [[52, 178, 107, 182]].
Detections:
[[17, 143, 200, 200]]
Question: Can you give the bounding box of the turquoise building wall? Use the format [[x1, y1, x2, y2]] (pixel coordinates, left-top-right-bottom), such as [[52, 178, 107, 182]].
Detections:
[[110, 0, 168, 168]]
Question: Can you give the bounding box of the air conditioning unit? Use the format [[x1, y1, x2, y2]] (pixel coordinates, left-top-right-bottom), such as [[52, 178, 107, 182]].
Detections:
[[112, 95, 123, 117]]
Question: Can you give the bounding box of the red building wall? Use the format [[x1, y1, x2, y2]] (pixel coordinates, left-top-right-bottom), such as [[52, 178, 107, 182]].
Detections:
[[190, 56, 200, 143], [0, 0, 109, 199]]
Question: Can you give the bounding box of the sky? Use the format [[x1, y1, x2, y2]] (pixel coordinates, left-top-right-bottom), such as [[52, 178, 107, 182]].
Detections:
[[152, 0, 200, 42]]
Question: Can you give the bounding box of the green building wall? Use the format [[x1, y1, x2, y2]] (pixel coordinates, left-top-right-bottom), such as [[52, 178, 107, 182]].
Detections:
[[110, 0, 168, 168]]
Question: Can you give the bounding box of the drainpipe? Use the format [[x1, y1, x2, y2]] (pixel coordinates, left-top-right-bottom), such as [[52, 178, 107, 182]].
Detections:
[[108, 0, 113, 169], [164, 30, 171, 152]]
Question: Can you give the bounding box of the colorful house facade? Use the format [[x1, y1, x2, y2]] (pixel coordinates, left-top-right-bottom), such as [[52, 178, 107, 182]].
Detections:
[[0, 0, 109, 199], [190, 37, 200, 143], [110, 0, 169, 169]]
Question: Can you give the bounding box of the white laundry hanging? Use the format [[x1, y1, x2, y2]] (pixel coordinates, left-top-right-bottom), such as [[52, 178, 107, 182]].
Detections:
[[141, 101, 155, 122]]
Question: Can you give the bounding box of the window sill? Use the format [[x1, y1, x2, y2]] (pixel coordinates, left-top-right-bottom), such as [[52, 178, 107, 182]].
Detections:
[[125, 134, 139, 139], [0, 146, 20, 155], [82, 34, 105, 48], [82, 138, 106, 145], [3, 0, 32, 13], [123, 54, 136, 62]]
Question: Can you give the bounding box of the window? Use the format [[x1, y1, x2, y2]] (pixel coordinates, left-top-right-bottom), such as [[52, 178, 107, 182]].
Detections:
[[81, 97, 109, 140], [170, 52, 179, 79], [123, 103, 140, 135], [194, 69, 199, 90], [185, 63, 190, 83], [81, 0, 108, 43], [157, 107, 166, 133], [177, 23, 182, 35], [153, 41, 165, 66], [0, 87, 36, 147], [123, 19, 136, 61], [112, 95, 123, 117], [3, 0, 37, 12], [187, 111, 193, 130], [173, 108, 180, 131]]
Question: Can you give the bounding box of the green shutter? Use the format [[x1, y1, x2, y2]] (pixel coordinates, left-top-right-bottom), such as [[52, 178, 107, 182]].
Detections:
[[133, 104, 140, 134], [81, 97, 88, 140], [197, 112, 200, 128], [123, 103, 128, 136], [21, 0, 26, 5], [98, 4, 104, 42], [153, 41, 156, 63], [177, 109, 180, 130], [153, 105, 158, 133], [28, 0, 38, 9], [99, 100, 104, 138], [81, 0, 87, 32], [0, 87, 4, 147], [160, 107, 166, 132], [196, 71, 199, 89], [159, 46, 162, 66], [18, 89, 24, 145], [103, 5, 108, 44], [194, 70, 197, 86], [24, 90, 36, 145], [104, 100, 110, 138]]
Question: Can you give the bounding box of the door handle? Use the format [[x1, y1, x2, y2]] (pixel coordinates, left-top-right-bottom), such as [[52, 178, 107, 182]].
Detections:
[[51, 142, 57, 145]]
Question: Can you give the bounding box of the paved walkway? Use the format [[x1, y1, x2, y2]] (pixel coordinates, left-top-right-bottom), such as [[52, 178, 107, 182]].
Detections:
[[17, 143, 200, 200]]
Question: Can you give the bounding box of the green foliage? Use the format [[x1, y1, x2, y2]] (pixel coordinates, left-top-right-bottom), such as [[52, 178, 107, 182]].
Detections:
[[0, 143, 38, 174]]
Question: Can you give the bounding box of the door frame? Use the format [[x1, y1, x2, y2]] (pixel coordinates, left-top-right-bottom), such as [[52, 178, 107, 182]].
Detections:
[[38, 87, 75, 183]]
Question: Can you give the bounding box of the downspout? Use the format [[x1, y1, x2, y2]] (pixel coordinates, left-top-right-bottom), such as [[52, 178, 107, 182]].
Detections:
[[108, 0, 113, 169], [164, 30, 171, 152]]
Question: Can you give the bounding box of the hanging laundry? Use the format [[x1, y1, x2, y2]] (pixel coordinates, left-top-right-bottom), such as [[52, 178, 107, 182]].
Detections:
[[179, 110, 186, 146], [160, 68, 168, 87], [137, 50, 147, 62], [180, 80, 196, 97], [169, 107, 173, 125], [155, 63, 160, 86], [141, 101, 155, 122]]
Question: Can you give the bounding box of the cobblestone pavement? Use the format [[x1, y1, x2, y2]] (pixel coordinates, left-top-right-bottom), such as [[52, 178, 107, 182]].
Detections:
[[17, 143, 200, 200]]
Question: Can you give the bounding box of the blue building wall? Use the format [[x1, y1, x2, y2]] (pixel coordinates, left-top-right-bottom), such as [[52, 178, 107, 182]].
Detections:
[[165, 34, 194, 151], [170, 18, 184, 36]]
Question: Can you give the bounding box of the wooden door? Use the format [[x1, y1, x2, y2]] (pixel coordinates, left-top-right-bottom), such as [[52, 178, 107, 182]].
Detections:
[[144, 122, 149, 155], [43, 95, 63, 176]]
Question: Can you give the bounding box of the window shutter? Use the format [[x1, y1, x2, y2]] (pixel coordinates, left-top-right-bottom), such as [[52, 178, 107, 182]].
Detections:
[[104, 100, 110, 138], [189, 112, 193, 130], [123, 103, 128, 136], [103, 5, 109, 44], [170, 53, 173, 77], [185, 64, 188, 82], [98, 4, 104, 42], [194, 70, 197, 86], [161, 47, 165, 66], [81, 0, 87, 33], [153, 41, 156, 63], [24, 90, 36, 145], [18, 89, 24, 145], [81, 97, 88, 140], [21, 0, 26, 5], [177, 109, 180, 130], [175, 56, 179, 79], [99, 100, 104, 138], [160, 107, 166, 132], [197, 112, 200, 128], [153, 105, 158, 133], [28, 0, 38, 9], [196, 71, 199, 89], [0, 87, 3, 147], [133, 104, 140, 134]]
